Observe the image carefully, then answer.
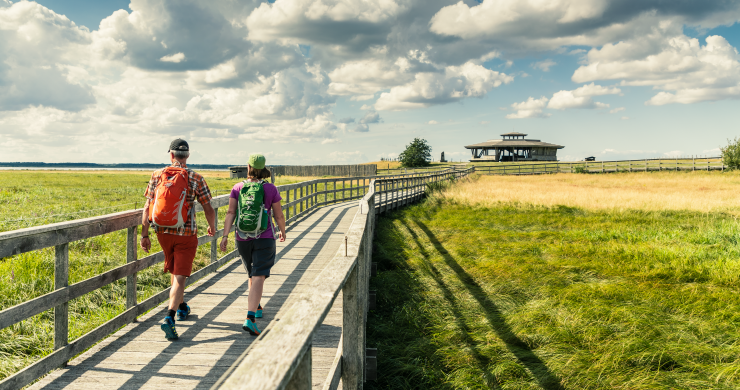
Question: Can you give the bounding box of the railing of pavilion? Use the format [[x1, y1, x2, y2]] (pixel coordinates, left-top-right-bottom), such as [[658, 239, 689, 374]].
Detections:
[[0, 167, 468, 390], [474, 157, 725, 175], [213, 166, 475, 390]]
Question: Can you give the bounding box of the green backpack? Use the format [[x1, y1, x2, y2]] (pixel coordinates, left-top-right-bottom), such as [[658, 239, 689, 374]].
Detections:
[[236, 181, 270, 239]]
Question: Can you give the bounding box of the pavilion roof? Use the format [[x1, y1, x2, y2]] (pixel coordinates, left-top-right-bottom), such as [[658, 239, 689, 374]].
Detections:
[[500, 132, 528, 136], [465, 139, 564, 149]]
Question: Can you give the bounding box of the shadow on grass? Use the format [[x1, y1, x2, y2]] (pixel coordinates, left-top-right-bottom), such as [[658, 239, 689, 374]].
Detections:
[[397, 219, 502, 389], [412, 218, 565, 390]]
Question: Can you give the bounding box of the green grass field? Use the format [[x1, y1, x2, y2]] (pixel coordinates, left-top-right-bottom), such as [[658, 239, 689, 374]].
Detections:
[[0, 170, 366, 381], [367, 174, 740, 389]]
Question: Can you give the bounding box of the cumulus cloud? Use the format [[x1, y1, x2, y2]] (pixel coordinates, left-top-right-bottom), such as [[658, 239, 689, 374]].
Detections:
[[609, 107, 625, 113], [427, 120, 439, 125], [506, 96, 550, 119], [375, 62, 512, 110], [573, 32, 740, 105], [547, 83, 620, 110]]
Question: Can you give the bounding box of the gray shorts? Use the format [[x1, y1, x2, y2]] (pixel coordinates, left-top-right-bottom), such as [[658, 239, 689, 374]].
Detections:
[[236, 238, 276, 278]]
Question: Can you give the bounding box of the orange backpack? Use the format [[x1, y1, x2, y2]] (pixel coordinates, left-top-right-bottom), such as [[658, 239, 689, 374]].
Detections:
[[149, 167, 190, 229]]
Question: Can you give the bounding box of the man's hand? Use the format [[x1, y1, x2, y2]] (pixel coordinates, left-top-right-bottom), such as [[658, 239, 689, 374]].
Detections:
[[278, 231, 286, 243], [220, 236, 228, 252], [140, 236, 151, 253], [207, 225, 215, 237]]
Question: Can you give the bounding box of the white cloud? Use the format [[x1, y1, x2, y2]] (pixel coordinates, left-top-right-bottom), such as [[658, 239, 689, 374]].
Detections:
[[427, 120, 438, 125], [328, 150, 366, 163], [573, 31, 740, 105], [375, 62, 512, 110], [532, 59, 556, 72], [160, 52, 185, 63], [480, 120, 490, 124], [547, 83, 619, 110], [609, 107, 625, 114], [663, 150, 683, 157], [621, 116, 629, 120], [506, 96, 550, 119]]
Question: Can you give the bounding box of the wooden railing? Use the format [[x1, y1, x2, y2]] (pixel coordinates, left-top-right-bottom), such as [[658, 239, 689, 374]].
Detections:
[[0, 168, 470, 390], [213, 167, 475, 390], [474, 157, 725, 175]]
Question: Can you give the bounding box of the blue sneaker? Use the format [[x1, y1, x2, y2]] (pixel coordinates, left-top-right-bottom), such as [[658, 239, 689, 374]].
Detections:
[[177, 304, 190, 321], [256, 307, 263, 319], [243, 319, 261, 336], [161, 316, 179, 340]]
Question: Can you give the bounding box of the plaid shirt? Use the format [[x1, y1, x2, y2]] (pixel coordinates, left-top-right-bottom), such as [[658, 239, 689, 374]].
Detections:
[[144, 161, 212, 236]]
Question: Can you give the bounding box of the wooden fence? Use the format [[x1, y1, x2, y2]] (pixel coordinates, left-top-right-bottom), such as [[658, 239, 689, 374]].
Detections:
[[230, 165, 377, 178], [0, 168, 472, 390], [474, 157, 725, 176]]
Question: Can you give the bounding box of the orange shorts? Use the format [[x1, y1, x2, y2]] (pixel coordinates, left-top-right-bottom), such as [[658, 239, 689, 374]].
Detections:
[[157, 233, 198, 276]]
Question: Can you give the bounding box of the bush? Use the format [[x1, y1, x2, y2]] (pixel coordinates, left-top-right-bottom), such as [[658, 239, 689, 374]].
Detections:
[[574, 166, 587, 174], [720, 137, 740, 170], [399, 138, 432, 168]]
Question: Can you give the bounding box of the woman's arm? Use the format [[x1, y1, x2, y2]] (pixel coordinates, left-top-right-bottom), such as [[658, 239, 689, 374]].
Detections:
[[272, 201, 286, 242], [220, 197, 238, 252]]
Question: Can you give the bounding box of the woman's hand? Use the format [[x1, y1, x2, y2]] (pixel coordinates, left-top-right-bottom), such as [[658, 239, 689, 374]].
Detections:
[[278, 231, 286, 243], [140, 236, 151, 253], [220, 236, 228, 252]]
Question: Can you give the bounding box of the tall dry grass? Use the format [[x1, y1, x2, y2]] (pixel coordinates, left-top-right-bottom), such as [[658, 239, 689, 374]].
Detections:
[[445, 171, 740, 213]]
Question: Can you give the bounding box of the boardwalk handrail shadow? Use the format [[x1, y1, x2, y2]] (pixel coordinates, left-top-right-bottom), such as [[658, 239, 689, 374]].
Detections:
[[0, 167, 472, 390]]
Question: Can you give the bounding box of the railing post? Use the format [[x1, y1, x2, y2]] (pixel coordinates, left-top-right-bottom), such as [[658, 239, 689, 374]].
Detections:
[[286, 189, 291, 221], [211, 208, 219, 264], [293, 188, 298, 216], [126, 226, 138, 310], [325, 181, 328, 204], [343, 264, 363, 389], [300, 185, 304, 214], [286, 347, 312, 390], [54, 243, 69, 367]]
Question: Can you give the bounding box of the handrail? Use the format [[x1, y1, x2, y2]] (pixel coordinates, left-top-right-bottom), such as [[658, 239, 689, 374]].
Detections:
[[0, 167, 474, 390]]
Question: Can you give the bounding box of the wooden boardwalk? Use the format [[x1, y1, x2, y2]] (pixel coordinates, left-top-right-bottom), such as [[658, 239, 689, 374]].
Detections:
[[30, 202, 357, 390]]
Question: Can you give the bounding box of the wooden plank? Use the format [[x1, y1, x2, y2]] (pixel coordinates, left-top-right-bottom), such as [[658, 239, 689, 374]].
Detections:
[[126, 226, 137, 309], [54, 244, 69, 355], [321, 339, 342, 390]]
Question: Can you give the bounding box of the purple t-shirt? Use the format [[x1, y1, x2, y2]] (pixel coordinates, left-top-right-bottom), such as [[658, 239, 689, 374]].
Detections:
[[230, 181, 282, 241]]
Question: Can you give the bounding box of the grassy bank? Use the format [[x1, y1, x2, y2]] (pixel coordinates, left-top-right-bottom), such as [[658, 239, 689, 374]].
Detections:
[[368, 172, 740, 389], [0, 170, 342, 380]]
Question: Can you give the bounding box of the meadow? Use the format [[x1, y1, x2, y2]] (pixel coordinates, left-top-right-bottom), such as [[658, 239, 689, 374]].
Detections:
[[367, 171, 740, 389], [0, 170, 327, 380]]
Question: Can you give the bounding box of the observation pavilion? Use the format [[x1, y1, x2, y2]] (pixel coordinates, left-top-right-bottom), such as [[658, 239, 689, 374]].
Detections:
[[465, 132, 564, 162]]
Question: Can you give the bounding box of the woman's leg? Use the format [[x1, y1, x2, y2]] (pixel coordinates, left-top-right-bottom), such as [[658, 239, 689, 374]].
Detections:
[[248, 275, 266, 313]]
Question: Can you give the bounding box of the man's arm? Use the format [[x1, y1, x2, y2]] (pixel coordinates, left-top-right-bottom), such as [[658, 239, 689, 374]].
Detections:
[[140, 199, 152, 253], [203, 202, 216, 236]]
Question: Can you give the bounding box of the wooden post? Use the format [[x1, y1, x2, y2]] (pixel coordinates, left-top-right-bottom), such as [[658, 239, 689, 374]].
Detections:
[[299, 186, 304, 214], [54, 243, 69, 366], [343, 263, 363, 388], [126, 226, 138, 310], [286, 347, 312, 390], [324, 181, 328, 204], [286, 189, 291, 221], [693, 156, 695, 171], [211, 208, 218, 264], [293, 188, 298, 216]]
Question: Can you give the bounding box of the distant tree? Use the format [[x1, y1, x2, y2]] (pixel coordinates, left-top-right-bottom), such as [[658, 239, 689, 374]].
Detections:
[[721, 137, 740, 170], [399, 138, 432, 167]]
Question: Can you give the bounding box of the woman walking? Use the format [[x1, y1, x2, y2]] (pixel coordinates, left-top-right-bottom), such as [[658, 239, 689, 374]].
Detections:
[[220, 154, 286, 335]]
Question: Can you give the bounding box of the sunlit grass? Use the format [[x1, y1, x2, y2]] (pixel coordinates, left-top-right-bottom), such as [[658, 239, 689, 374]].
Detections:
[[368, 172, 740, 389]]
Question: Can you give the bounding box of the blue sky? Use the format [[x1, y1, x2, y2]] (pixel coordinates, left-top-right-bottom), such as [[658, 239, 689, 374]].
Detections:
[[2, 0, 740, 165]]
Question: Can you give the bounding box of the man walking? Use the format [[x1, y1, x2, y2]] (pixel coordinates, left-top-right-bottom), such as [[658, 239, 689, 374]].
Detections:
[[140, 138, 216, 340]]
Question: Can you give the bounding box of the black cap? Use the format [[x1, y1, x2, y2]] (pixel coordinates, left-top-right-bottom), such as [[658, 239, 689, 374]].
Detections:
[[168, 138, 189, 152]]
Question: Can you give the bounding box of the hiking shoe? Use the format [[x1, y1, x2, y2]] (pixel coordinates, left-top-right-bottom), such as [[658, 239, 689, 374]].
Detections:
[[243, 319, 261, 336], [176, 304, 190, 321], [161, 316, 179, 340], [255, 308, 263, 318]]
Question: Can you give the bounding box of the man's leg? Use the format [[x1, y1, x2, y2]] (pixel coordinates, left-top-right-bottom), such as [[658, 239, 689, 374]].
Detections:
[[169, 274, 187, 310]]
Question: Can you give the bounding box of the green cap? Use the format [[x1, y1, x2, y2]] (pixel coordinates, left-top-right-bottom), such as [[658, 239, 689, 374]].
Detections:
[[248, 153, 266, 169]]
